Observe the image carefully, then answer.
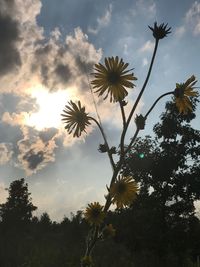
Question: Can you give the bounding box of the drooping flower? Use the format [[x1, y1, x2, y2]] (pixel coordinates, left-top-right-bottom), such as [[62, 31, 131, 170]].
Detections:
[[61, 100, 91, 137], [84, 202, 105, 226], [110, 175, 138, 209], [81, 255, 93, 267], [148, 22, 171, 40], [102, 224, 116, 239], [91, 56, 137, 102], [174, 75, 198, 114]]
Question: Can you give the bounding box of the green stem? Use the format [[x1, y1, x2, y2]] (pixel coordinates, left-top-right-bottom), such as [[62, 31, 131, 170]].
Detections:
[[120, 39, 159, 159], [144, 91, 174, 118], [125, 128, 140, 156], [119, 100, 126, 127], [89, 117, 116, 171], [86, 226, 99, 256]]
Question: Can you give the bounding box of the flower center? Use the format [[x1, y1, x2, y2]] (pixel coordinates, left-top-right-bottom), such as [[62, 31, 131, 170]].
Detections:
[[92, 208, 100, 218], [107, 71, 120, 85], [76, 112, 86, 123], [174, 86, 185, 98], [117, 182, 126, 194]]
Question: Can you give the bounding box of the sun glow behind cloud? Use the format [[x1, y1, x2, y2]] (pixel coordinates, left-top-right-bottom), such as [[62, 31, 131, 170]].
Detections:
[[26, 85, 72, 130]]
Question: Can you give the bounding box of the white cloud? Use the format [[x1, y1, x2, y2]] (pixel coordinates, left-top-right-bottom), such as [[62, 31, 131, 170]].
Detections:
[[185, 1, 200, 35], [142, 57, 148, 66], [0, 182, 8, 204], [139, 40, 154, 53], [88, 4, 112, 35], [136, 0, 156, 17], [174, 26, 186, 38], [0, 143, 13, 165]]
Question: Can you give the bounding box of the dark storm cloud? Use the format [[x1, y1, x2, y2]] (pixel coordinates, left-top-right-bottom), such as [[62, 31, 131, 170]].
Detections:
[[0, 0, 21, 75], [17, 126, 57, 175], [32, 42, 74, 89], [55, 64, 71, 84], [31, 27, 101, 91], [23, 149, 44, 170]]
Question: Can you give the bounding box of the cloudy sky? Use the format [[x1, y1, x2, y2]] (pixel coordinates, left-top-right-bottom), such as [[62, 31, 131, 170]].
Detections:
[[0, 0, 200, 221]]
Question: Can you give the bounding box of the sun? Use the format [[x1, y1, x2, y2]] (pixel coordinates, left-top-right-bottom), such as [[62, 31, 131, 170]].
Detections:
[[26, 85, 74, 130]]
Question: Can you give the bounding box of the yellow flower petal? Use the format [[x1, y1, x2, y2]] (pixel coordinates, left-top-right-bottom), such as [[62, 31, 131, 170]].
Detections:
[[91, 57, 137, 102]]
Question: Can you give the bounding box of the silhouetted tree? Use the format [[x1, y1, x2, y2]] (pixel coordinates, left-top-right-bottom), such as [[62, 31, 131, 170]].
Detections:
[[0, 178, 37, 266], [0, 178, 37, 231], [115, 97, 200, 266]]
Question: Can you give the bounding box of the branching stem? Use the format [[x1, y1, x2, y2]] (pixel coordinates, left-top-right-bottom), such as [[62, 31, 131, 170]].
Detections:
[[89, 117, 116, 171]]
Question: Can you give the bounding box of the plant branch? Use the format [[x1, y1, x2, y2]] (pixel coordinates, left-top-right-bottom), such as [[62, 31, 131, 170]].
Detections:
[[89, 117, 116, 171], [145, 91, 174, 118], [125, 91, 174, 154], [120, 39, 159, 159], [119, 100, 126, 127]]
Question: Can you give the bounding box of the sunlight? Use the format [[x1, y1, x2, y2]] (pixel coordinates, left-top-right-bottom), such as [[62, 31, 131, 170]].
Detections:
[[26, 85, 73, 130]]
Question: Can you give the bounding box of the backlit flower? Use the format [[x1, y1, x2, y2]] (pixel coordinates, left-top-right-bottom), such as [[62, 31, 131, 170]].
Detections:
[[148, 22, 171, 40], [110, 175, 138, 209], [61, 100, 91, 137], [91, 56, 137, 102], [84, 202, 105, 226], [174, 75, 198, 114]]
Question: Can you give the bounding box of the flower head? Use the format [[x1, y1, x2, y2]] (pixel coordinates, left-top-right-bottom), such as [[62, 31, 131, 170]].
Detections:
[[84, 202, 105, 226], [135, 114, 146, 130], [174, 75, 198, 114], [110, 175, 138, 209], [91, 56, 137, 102], [148, 22, 171, 40], [102, 224, 116, 239], [81, 255, 93, 267], [61, 100, 91, 137]]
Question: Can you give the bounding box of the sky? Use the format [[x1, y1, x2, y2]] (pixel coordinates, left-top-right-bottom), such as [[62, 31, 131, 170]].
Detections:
[[0, 0, 200, 221]]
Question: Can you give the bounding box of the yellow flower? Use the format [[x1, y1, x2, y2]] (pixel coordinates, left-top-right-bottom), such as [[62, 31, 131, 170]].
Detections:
[[61, 100, 91, 137], [102, 224, 116, 239], [81, 255, 92, 267], [84, 202, 105, 226], [174, 75, 198, 114], [91, 56, 137, 102], [110, 175, 138, 209]]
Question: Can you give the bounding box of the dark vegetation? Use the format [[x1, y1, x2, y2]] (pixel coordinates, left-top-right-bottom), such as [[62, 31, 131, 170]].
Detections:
[[0, 99, 200, 267]]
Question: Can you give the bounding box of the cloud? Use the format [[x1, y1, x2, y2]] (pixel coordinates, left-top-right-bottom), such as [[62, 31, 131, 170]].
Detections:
[[185, 1, 200, 35], [0, 0, 21, 75], [88, 4, 112, 35], [174, 26, 186, 38], [0, 0, 104, 174], [142, 57, 148, 66], [16, 126, 58, 176], [139, 40, 154, 53], [0, 181, 8, 204], [32, 27, 102, 91], [135, 0, 156, 17], [0, 143, 13, 164]]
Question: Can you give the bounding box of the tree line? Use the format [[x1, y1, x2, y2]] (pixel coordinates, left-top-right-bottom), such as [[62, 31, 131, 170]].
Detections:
[[0, 98, 200, 267]]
